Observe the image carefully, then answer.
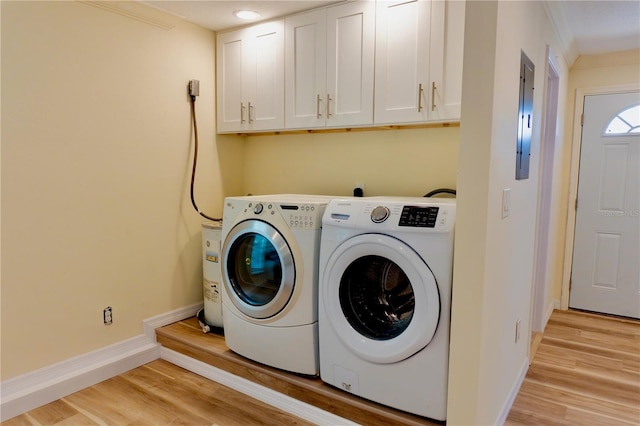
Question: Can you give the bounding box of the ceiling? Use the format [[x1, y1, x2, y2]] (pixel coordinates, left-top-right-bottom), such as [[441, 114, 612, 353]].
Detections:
[[143, 0, 640, 56], [143, 1, 339, 32], [556, 0, 640, 55]]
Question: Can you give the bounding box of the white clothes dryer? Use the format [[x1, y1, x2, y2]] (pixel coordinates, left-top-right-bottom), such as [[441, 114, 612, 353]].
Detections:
[[318, 197, 456, 420], [221, 194, 332, 375]]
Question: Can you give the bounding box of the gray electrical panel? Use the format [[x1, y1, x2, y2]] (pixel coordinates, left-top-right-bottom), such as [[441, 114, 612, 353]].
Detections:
[[516, 51, 535, 180]]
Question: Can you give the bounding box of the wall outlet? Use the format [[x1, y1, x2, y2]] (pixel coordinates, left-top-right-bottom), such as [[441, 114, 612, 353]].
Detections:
[[515, 318, 521, 343], [188, 79, 200, 97], [103, 306, 113, 325]]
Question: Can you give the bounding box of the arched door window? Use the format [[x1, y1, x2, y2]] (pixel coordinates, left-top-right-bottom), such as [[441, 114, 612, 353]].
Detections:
[[605, 104, 640, 135]]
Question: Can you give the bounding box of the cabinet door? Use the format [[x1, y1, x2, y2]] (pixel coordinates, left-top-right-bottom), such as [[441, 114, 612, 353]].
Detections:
[[374, 0, 431, 124], [216, 29, 246, 133], [245, 21, 285, 131], [428, 0, 464, 121], [325, 1, 375, 127], [285, 10, 327, 129]]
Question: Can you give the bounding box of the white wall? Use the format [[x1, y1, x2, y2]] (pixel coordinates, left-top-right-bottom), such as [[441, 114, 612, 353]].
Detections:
[[0, 1, 233, 380], [447, 2, 569, 424]]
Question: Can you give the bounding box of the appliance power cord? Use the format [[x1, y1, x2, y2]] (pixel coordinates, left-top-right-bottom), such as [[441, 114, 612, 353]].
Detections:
[[189, 92, 221, 222]]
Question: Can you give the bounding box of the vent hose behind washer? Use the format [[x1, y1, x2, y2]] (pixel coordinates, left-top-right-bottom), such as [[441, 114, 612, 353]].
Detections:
[[424, 188, 457, 197]]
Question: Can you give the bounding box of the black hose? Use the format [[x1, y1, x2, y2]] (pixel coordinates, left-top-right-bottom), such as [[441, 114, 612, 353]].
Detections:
[[189, 95, 221, 222], [424, 188, 457, 197]]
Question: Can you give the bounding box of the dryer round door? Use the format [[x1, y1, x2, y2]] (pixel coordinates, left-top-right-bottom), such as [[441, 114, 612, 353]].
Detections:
[[322, 233, 440, 364], [222, 220, 295, 319]]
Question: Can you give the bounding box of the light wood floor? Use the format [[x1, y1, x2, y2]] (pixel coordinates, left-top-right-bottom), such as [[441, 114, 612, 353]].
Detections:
[[506, 309, 640, 425], [2, 359, 313, 426], [4, 309, 638, 425]]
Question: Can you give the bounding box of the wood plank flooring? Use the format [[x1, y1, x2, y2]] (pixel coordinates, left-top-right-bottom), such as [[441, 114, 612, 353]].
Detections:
[[506, 310, 640, 425], [154, 317, 439, 426], [2, 359, 313, 426], [3, 310, 638, 425]]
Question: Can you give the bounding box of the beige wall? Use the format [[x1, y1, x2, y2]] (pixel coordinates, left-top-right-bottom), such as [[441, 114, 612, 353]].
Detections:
[[242, 126, 459, 197], [4, 1, 627, 424], [552, 49, 640, 305], [447, 2, 569, 424], [0, 1, 235, 380]]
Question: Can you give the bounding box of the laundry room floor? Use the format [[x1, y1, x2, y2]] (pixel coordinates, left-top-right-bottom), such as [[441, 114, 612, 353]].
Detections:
[[155, 317, 441, 426]]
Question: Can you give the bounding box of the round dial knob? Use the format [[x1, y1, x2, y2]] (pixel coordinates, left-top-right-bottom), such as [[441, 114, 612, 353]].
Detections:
[[253, 203, 264, 215], [371, 206, 390, 223]]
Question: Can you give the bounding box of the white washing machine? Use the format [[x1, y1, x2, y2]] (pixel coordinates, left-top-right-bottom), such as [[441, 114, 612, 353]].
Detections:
[[318, 197, 456, 420], [201, 222, 223, 329], [221, 194, 332, 375]]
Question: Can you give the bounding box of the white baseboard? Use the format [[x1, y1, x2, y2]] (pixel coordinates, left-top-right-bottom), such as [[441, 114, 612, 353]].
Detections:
[[142, 302, 203, 340], [0, 335, 159, 421], [494, 357, 529, 425], [0, 302, 202, 422], [554, 298, 561, 310], [544, 301, 556, 328], [160, 347, 358, 426]]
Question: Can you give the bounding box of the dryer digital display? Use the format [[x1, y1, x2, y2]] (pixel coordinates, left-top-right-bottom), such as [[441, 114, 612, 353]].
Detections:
[[399, 206, 439, 227]]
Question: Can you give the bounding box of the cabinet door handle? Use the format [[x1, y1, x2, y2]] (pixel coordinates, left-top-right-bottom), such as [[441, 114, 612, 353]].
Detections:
[[241, 103, 246, 124], [326, 94, 333, 118], [317, 94, 323, 118], [248, 102, 254, 124], [418, 83, 424, 112], [431, 82, 437, 111]]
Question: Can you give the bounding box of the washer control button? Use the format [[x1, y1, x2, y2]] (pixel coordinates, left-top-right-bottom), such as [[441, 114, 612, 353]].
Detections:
[[253, 203, 264, 215], [371, 206, 390, 223]]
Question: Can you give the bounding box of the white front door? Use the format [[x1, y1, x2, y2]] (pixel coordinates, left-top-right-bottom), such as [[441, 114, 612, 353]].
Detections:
[[569, 91, 640, 319]]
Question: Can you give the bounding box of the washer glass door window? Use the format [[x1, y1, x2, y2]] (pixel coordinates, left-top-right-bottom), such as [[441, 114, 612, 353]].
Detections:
[[224, 220, 295, 319], [340, 255, 415, 340], [323, 233, 440, 364]]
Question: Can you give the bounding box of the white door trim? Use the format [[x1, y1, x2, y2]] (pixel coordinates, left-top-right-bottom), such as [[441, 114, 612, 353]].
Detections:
[[560, 83, 640, 309], [530, 46, 560, 334]]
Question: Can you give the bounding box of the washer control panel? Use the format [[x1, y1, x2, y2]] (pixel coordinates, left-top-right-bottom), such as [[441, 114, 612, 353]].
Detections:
[[246, 201, 325, 230]]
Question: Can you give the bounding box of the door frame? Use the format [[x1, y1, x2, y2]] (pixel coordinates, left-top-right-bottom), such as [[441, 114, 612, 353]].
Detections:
[[531, 47, 560, 333], [560, 83, 640, 309]]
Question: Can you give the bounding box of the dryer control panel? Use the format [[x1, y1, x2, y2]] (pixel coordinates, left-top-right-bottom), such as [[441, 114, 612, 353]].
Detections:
[[323, 197, 455, 233], [399, 205, 440, 228]]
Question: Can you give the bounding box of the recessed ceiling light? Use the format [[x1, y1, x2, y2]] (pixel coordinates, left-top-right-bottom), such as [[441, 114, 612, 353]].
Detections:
[[234, 10, 260, 20]]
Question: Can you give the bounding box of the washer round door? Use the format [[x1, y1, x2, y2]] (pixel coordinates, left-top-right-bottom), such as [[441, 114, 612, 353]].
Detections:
[[322, 233, 440, 364], [222, 220, 295, 319]]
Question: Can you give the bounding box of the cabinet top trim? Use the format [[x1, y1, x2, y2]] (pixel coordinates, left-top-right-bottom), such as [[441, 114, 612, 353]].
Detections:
[[221, 121, 460, 136]]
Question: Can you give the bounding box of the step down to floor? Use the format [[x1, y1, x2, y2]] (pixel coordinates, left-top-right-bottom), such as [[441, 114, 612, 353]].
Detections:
[[155, 317, 441, 426]]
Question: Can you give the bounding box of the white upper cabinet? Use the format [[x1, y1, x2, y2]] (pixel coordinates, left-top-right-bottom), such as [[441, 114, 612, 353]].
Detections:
[[374, 0, 431, 124], [285, 2, 375, 129], [374, 0, 464, 124], [429, 0, 465, 121], [217, 1, 463, 133], [326, 2, 375, 127], [284, 9, 327, 129], [217, 21, 284, 133]]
